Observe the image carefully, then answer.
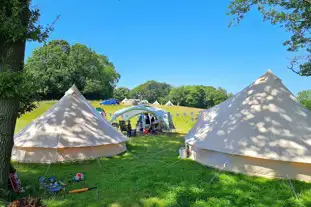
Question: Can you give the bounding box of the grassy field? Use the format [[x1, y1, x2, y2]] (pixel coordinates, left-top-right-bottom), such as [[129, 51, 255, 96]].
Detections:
[[4, 101, 311, 207], [15, 101, 202, 134]]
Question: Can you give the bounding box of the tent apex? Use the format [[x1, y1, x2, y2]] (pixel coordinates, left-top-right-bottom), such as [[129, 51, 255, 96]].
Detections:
[[66, 84, 81, 95], [254, 69, 281, 84], [266, 69, 283, 80], [267, 69, 273, 73], [264, 69, 278, 78]]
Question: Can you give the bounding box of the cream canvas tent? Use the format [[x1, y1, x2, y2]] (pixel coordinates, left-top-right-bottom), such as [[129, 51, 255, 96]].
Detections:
[[165, 100, 174, 106], [121, 98, 128, 104], [185, 70, 311, 181], [12, 85, 128, 163], [139, 100, 149, 105], [153, 100, 160, 105], [122, 99, 139, 105]]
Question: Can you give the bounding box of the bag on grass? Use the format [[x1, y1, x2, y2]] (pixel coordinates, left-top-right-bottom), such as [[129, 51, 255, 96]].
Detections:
[[8, 165, 25, 193]]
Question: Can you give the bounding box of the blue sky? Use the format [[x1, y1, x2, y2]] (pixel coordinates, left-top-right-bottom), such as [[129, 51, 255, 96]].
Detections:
[[26, 0, 310, 95]]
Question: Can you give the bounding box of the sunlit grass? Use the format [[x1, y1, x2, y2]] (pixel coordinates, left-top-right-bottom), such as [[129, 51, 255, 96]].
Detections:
[[15, 101, 201, 133], [10, 101, 311, 207], [10, 135, 311, 207]]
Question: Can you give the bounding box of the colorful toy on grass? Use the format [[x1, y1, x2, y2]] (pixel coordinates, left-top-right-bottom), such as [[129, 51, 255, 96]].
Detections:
[[73, 172, 84, 182]]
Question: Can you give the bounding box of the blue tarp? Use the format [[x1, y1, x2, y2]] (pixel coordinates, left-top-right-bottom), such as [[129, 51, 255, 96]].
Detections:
[[100, 99, 119, 105]]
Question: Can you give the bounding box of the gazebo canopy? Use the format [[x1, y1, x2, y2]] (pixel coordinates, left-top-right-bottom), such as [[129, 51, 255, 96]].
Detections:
[[110, 105, 175, 131]]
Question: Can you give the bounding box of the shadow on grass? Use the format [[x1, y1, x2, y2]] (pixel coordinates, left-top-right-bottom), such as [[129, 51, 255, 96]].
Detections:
[[11, 134, 311, 207]]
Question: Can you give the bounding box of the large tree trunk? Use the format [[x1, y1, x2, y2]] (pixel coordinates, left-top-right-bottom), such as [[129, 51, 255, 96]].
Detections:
[[0, 42, 26, 198], [0, 0, 29, 198], [0, 100, 19, 198], [0, 0, 30, 199]]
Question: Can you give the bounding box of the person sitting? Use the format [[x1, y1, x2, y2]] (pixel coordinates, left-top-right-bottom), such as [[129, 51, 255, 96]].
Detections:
[[143, 114, 151, 134], [150, 125, 157, 134]]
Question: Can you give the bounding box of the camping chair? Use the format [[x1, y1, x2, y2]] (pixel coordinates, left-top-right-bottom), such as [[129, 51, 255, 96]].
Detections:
[[131, 130, 137, 137], [119, 120, 128, 132], [154, 122, 164, 135]]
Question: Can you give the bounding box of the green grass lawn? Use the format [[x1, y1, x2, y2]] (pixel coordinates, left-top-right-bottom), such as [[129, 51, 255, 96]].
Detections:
[[5, 101, 311, 207], [15, 101, 201, 133]]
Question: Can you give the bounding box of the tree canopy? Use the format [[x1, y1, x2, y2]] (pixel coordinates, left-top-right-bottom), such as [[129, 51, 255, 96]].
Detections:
[[25, 40, 120, 100], [168, 85, 231, 109], [297, 89, 311, 101], [228, 0, 311, 76], [113, 87, 130, 101], [0, 0, 54, 116], [297, 89, 311, 111], [130, 81, 172, 103], [126, 81, 231, 108]]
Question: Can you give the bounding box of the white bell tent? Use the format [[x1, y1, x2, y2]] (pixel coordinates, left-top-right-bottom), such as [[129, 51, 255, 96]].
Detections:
[[12, 85, 128, 163], [139, 100, 149, 105], [165, 100, 174, 106], [121, 98, 128, 104], [185, 70, 311, 181]]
